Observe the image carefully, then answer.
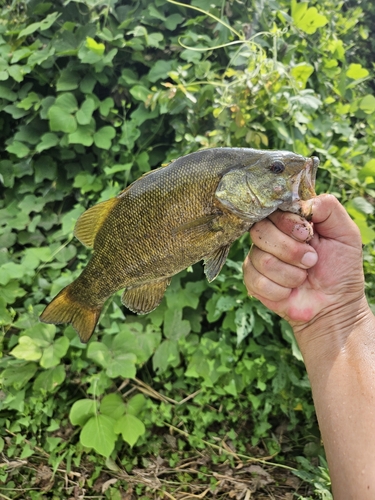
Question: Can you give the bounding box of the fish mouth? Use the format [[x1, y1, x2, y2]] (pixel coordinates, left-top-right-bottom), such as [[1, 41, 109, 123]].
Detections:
[[292, 156, 319, 202]]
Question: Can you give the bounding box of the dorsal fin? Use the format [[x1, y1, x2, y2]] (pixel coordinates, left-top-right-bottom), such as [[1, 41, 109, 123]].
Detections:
[[74, 197, 119, 248]]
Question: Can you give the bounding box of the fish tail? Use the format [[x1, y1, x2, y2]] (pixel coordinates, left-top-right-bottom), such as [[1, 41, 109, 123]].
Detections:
[[39, 285, 102, 343]]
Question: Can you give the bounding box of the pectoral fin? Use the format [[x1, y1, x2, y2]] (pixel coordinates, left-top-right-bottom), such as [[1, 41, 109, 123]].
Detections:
[[204, 245, 231, 282], [173, 214, 223, 243], [122, 278, 171, 314]]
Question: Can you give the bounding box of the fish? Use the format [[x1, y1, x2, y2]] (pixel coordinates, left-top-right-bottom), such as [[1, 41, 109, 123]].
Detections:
[[40, 148, 319, 342]]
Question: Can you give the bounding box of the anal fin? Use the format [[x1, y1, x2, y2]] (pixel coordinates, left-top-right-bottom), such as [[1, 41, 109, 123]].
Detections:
[[204, 245, 231, 282], [122, 278, 171, 314]]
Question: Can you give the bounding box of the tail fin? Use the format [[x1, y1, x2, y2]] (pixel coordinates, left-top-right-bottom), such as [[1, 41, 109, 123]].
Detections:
[[40, 286, 102, 343]]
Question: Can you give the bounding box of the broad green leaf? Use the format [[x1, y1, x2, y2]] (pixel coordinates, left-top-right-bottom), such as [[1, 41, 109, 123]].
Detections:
[[127, 394, 146, 416], [100, 393, 126, 419], [48, 105, 77, 133], [291, 63, 314, 88], [86, 37, 105, 55], [99, 97, 114, 116], [76, 97, 96, 125], [165, 13, 184, 30], [35, 132, 59, 152], [114, 413, 145, 447], [54, 92, 78, 113], [359, 94, 375, 114], [93, 125, 116, 149], [152, 339, 180, 373], [2, 362, 38, 389], [80, 414, 117, 457], [18, 12, 60, 38], [148, 60, 174, 83], [6, 141, 30, 158], [10, 336, 42, 361], [56, 69, 80, 91], [346, 63, 369, 80], [346, 197, 374, 217], [40, 335, 70, 368], [163, 308, 190, 341], [355, 220, 375, 245], [68, 123, 95, 146], [70, 399, 98, 426], [86, 341, 110, 368], [106, 353, 137, 379], [358, 159, 375, 181], [33, 365, 66, 392], [129, 85, 150, 102], [293, 6, 328, 34]]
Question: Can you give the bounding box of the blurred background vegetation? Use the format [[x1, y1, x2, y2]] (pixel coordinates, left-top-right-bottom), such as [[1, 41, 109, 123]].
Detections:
[[0, 0, 374, 498]]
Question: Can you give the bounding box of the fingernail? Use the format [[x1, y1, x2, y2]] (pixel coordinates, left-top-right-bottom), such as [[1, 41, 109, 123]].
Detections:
[[301, 251, 318, 267], [292, 223, 313, 242]]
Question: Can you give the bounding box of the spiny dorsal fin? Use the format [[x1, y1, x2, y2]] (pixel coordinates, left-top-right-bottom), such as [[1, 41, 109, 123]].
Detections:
[[74, 197, 119, 248]]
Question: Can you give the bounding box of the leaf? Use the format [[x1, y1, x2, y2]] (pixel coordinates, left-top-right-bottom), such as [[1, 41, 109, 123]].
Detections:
[[114, 413, 145, 447], [93, 126, 116, 149], [152, 339, 180, 373], [33, 365, 66, 392], [2, 362, 38, 389], [106, 352, 137, 379], [358, 159, 375, 181], [86, 341, 110, 368], [99, 97, 114, 116], [291, 63, 314, 88], [293, 5, 328, 34], [56, 69, 80, 91], [127, 394, 146, 416], [6, 141, 30, 158], [163, 308, 190, 341], [35, 132, 59, 152], [354, 220, 375, 245], [100, 393, 126, 419], [48, 105, 77, 133], [10, 336, 42, 362], [148, 60, 174, 83], [86, 37, 105, 55], [80, 414, 117, 457], [40, 335, 69, 368], [76, 97, 96, 125], [346, 63, 369, 80], [129, 85, 150, 102], [68, 123, 95, 146], [18, 12, 60, 38], [165, 13, 184, 30], [70, 399, 98, 426], [359, 94, 375, 114]]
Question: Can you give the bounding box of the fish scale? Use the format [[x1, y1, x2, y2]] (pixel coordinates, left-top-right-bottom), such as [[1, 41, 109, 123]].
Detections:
[[40, 148, 318, 342]]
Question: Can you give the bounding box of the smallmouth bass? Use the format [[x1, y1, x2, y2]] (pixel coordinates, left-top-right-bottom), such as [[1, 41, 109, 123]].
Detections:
[[40, 148, 319, 342]]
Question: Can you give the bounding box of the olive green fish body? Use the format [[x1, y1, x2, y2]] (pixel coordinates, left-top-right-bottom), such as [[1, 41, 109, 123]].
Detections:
[[40, 148, 318, 341]]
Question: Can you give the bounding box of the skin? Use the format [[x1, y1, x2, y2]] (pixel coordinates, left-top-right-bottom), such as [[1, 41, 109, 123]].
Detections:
[[243, 193, 375, 499]]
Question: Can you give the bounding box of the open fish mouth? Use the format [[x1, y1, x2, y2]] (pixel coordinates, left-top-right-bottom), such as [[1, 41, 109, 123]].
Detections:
[[293, 156, 319, 202]]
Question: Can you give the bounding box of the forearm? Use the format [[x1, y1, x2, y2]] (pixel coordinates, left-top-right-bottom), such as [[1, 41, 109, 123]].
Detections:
[[294, 298, 375, 499]]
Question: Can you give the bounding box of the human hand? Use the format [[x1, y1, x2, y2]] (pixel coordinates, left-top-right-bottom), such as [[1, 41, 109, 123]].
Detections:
[[243, 194, 367, 335]]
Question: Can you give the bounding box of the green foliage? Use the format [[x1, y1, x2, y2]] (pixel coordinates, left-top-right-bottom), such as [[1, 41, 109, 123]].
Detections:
[[0, 0, 374, 497]]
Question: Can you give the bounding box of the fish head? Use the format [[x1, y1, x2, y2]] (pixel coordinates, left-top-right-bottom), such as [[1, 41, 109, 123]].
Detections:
[[215, 150, 319, 221]]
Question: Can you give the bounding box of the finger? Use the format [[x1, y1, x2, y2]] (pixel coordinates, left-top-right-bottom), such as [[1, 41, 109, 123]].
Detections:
[[311, 194, 362, 248], [249, 245, 308, 289], [250, 218, 318, 269], [268, 210, 314, 242], [243, 253, 292, 302]]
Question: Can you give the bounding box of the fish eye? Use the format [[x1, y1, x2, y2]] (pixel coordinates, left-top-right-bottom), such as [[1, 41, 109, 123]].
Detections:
[[269, 160, 285, 174]]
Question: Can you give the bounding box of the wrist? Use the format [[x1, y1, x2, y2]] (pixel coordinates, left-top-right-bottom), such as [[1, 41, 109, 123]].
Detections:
[[292, 296, 375, 363]]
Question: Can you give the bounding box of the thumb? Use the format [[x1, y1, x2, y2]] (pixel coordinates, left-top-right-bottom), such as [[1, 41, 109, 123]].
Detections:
[[311, 194, 362, 248]]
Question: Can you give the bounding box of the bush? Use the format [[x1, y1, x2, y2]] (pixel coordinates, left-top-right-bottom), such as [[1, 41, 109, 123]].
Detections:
[[0, 0, 374, 497]]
